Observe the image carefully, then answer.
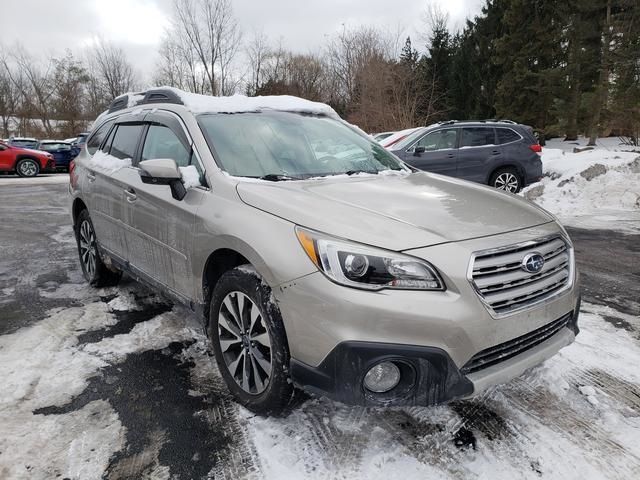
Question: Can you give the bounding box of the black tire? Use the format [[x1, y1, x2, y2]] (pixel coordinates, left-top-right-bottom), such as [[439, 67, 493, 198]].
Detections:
[[15, 158, 40, 178], [209, 265, 294, 414], [74, 209, 122, 287], [489, 167, 522, 193]]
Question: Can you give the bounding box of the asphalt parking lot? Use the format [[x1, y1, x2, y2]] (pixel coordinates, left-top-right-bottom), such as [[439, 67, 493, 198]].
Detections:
[[1, 178, 639, 479]]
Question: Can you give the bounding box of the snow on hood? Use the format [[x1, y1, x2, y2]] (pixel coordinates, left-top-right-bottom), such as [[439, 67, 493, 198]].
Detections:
[[236, 171, 553, 251], [523, 148, 640, 231]]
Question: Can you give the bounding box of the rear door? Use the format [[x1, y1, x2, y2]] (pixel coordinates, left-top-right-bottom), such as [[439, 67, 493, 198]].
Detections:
[[456, 127, 500, 182], [400, 128, 459, 176], [121, 111, 206, 297], [82, 119, 131, 260]]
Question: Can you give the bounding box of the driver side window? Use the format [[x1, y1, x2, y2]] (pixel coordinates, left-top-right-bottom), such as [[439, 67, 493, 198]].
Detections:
[[414, 129, 457, 151], [141, 124, 191, 167]]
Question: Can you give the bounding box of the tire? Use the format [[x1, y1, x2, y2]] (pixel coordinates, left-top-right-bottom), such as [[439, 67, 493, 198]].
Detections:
[[15, 158, 40, 178], [489, 167, 522, 193], [209, 265, 294, 414], [74, 209, 122, 287]]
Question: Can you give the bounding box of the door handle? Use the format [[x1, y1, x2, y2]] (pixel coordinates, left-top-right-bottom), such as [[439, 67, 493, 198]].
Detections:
[[87, 172, 96, 182], [491, 150, 501, 155], [124, 188, 137, 202]]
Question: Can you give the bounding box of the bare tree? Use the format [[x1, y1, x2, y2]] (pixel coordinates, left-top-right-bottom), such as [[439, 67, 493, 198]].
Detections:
[[167, 0, 241, 95], [88, 38, 136, 101], [0, 48, 21, 137], [246, 30, 270, 95], [2, 46, 57, 137]]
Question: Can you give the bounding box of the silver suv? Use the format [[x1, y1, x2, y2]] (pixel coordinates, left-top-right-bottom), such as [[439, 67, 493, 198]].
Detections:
[[70, 88, 580, 414]]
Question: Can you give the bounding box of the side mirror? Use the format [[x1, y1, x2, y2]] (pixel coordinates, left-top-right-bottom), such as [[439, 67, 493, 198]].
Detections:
[[139, 158, 186, 201], [413, 146, 426, 156]]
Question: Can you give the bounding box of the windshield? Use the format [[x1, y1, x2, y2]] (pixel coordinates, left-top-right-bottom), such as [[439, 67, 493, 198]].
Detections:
[[197, 112, 407, 179]]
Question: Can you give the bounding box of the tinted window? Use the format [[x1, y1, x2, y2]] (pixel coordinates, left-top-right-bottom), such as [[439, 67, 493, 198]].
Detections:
[[497, 128, 521, 144], [87, 121, 114, 155], [109, 124, 144, 160], [142, 125, 191, 167], [461, 127, 496, 147], [415, 129, 457, 151]]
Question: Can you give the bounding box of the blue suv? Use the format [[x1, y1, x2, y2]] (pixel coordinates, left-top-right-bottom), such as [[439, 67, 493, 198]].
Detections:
[[389, 121, 542, 193]]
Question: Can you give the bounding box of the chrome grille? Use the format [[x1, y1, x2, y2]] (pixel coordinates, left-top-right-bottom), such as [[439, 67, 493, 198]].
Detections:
[[461, 313, 571, 374], [470, 236, 572, 315]]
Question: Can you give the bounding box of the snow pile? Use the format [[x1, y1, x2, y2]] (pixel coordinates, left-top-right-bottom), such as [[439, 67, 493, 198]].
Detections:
[[179, 164, 201, 188], [80, 150, 132, 174], [523, 148, 640, 229]]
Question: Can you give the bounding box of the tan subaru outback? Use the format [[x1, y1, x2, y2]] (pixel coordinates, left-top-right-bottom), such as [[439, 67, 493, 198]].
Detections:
[[70, 88, 580, 413]]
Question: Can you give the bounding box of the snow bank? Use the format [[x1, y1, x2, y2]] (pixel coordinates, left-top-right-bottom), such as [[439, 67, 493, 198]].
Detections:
[[523, 148, 640, 230]]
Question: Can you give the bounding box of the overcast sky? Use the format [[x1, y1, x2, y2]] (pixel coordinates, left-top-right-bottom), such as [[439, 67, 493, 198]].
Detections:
[[0, 0, 484, 83]]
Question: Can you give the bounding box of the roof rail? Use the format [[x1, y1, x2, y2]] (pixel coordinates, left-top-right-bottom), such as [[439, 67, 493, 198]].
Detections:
[[107, 88, 184, 114]]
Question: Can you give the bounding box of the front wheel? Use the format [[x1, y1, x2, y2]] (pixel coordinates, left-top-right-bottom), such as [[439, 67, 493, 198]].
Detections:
[[490, 167, 522, 193], [16, 158, 40, 177], [74, 210, 122, 287], [209, 266, 294, 414]]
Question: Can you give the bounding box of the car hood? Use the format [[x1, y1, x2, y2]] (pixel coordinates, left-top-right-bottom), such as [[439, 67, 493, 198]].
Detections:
[[236, 172, 553, 251]]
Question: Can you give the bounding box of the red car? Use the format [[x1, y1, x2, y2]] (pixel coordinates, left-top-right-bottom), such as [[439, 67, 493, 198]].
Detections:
[[0, 141, 55, 177]]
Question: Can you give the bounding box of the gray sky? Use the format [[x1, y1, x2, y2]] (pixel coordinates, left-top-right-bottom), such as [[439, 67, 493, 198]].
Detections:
[[0, 0, 484, 83]]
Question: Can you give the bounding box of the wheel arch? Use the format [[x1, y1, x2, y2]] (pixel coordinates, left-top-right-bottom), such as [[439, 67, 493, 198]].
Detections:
[[201, 239, 276, 324], [72, 198, 88, 226]]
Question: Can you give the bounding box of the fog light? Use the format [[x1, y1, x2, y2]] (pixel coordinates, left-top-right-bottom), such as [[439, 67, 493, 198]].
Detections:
[[363, 361, 401, 393]]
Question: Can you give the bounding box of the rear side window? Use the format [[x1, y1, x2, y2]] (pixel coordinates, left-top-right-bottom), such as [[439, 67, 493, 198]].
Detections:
[[461, 127, 496, 148], [86, 121, 114, 155], [496, 128, 521, 144], [109, 124, 144, 160], [142, 124, 191, 167]]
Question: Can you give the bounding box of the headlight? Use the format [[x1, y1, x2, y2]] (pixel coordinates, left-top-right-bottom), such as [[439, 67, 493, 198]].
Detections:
[[295, 227, 444, 291]]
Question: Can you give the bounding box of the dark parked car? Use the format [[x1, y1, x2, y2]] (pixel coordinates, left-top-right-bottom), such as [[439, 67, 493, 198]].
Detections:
[[8, 137, 39, 149], [37, 140, 77, 172], [389, 121, 542, 193]]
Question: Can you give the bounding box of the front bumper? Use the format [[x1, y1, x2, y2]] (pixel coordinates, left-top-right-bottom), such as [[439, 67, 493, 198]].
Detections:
[[290, 305, 579, 406]]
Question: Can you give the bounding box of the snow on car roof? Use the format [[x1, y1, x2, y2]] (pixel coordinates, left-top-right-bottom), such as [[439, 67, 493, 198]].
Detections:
[[160, 86, 341, 119]]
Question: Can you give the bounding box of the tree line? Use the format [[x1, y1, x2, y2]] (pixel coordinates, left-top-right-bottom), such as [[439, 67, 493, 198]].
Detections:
[[1, 0, 638, 144]]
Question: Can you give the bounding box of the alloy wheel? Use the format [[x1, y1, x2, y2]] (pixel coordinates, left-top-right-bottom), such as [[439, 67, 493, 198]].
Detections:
[[19, 161, 37, 177], [79, 220, 97, 279], [218, 291, 272, 395], [494, 172, 519, 192]]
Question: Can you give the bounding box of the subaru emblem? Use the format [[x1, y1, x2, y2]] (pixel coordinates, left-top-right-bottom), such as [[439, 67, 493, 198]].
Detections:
[[521, 252, 545, 273]]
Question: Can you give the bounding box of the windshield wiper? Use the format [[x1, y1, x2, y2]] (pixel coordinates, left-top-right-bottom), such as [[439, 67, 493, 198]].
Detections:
[[344, 169, 379, 176], [258, 173, 301, 181]]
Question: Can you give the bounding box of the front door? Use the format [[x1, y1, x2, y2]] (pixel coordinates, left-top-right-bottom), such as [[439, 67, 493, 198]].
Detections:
[[122, 114, 206, 298], [401, 128, 459, 177]]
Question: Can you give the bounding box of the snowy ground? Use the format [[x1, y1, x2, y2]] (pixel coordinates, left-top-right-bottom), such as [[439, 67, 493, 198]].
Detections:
[[1, 179, 639, 479], [524, 138, 640, 232]]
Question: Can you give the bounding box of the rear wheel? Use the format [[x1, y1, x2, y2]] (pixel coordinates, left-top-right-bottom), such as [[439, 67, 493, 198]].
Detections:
[[209, 266, 294, 414], [75, 209, 122, 287], [490, 167, 522, 193], [16, 158, 39, 177]]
